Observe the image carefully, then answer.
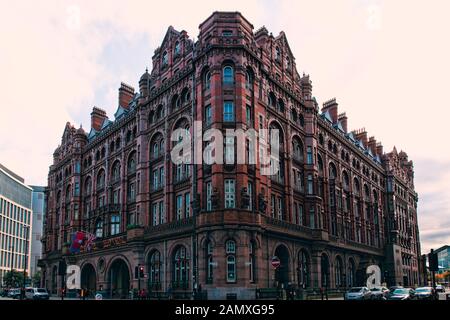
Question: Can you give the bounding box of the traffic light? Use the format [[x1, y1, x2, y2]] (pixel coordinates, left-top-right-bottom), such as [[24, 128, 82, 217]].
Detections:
[[429, 250, 439, 272], [139, 265, 145, 278]]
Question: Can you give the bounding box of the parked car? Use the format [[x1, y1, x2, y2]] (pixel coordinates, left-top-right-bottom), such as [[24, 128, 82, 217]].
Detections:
[[370, 287, 390, 300], [388, 286, 403, 293], [7, 288, 21, 299], [1, 288, 9, 297], [344, 287, 372, 300], [415, 287, 438, 300], [435, 285, 445, 293], [25, 288, 50, 300], [387, 288, 416, 300]]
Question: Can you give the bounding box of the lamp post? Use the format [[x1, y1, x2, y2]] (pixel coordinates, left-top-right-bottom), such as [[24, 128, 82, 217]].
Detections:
[[21, 226, 30, 300]]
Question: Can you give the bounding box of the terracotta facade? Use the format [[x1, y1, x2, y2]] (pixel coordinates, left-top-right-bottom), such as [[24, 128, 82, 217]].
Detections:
[[39, 12, 421, 299]]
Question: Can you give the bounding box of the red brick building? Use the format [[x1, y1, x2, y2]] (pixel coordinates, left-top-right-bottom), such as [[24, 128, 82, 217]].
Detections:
[[39, 12, 421, 299]]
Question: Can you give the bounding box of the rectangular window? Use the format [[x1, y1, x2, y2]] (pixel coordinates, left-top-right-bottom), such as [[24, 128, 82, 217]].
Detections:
[[206, 182, 212, 211], [307, 175, 314, 195], [159, 201, 165, 224], [176, 164, 183, 181], [223, 101, 234, 122], [110, 215, 120, 235], [222, 30, 233, 37], [74, 182, 80, 196], [299, 204, 304, 226], [113, 189, 120, 204], [271, 195, 276, 218], [205, 105, 212, 126], [224, 136, 235, 164], [152, 203, 158, 226], [307, 147, 313, 165], [309, 206, 315, 229], [224, 179, 235, 209], [153, 169, 158, 189], [159, 167, 165, 187], [246, 105, 252, 126], [176, 195, 183, 220], [247, 182, 253, 211], [185, 193, 190, 218], [277, 197, 283, 220]]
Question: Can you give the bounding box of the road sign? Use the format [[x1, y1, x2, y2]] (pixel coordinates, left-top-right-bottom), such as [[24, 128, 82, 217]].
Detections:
[[95, 293, 103, 300], [271, 256, 281, 269]]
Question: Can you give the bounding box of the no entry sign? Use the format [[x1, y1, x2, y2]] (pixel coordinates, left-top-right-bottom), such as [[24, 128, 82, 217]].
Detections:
[[271, 256, 281, 269]]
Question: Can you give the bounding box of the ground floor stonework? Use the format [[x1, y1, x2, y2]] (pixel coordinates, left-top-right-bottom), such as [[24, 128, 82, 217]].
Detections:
[[39, 226, 421, 300]]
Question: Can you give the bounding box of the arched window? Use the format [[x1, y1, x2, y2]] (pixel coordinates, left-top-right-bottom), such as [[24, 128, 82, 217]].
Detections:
[[223, 66, 234, 84], [292, 137, 304, 162], [173, 246, 189, 289], [299, 114, 305, 127], [342, 171, 350, 191], [115, 138, 121, 150], [286, 56, 291, 70], [275, 46, 281, 62], [204, 70, 211, 90], [335, 256, 344, 288], [148, 250, 161, 290], [226, 240, 236, 282], [127, 152, 136, 174], [364, 184, 370, 201], [111, 161, 121, 183], [318, 155, 324, 175], [174, 41, 181, 56], [321, 254, 330, 288], [206, 241, 213, 283], [162, 51, 168, 66], [157, 105, 164, 119], [95, 219, 103, 238], [329, 163, 337, 180], [298, 250, 310, 288], [353, 178, 360, 196], [291, 109, 298, 122], [84, 177, 92, 195], [277, 99, 285, 113], [96, 170, 105, 189], [348, 259, 355, 287], [245, 69, 253, 90]]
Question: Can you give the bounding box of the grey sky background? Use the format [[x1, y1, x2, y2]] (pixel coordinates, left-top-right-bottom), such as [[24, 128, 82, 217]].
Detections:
[[1, 0, 449, 253]]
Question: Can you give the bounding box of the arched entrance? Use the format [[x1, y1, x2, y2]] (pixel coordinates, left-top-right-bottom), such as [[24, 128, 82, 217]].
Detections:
[[321, 254, 330, 288], [108, 259, 130, 299], [274, 245, 290, 288], [51, 266, 58, 294], [81, 264, 97, 295]]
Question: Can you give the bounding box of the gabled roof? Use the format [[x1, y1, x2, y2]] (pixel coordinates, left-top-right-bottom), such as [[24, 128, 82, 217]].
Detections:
[[346, 132, 356, 142], [114, 106, 129, 120], [333, 121, 345, 133], [87, 128, 98, 140], [101, 119, 112, 130], [275, 31, 295, 59], [321, 110, 333, 123], [157, 26, 181, 54]]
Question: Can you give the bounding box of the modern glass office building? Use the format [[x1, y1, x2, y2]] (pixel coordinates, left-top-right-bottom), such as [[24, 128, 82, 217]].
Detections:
[[0, 163, 33, 285]]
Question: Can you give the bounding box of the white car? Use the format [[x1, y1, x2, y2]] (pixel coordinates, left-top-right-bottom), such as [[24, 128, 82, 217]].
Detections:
[[25, 288, 49, 300], [344, 287, 372, 300]]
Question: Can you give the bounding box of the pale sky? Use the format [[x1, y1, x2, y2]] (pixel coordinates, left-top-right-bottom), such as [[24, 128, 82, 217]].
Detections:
[[1, 0, 449, 253]]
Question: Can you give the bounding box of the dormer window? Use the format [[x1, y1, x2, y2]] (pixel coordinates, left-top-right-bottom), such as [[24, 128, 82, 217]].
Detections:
[[162, 51, 168, 66], [174, 41, 181, 56], [222, 30, 233, 37], [275, 47, 281, 62]]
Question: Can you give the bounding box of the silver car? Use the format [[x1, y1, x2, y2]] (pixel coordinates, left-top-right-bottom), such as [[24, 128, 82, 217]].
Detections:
[[344, 287, 372, 300], [25, 288, 49, 300]]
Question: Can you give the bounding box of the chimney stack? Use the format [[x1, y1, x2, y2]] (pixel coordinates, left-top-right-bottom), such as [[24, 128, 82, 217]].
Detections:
[[322, 98, 338, 123], [338, 113, 348, 133], [119, 82, 135, 109], [354, 128, 368, 148], [376, 142, 384, 156], [91, 107, 107, 131], [368, 136, 377, 155]]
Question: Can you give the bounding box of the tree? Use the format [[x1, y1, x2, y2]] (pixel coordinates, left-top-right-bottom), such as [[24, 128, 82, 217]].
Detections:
[[3, 270, 24, 288], [32, 271, 42, 287]]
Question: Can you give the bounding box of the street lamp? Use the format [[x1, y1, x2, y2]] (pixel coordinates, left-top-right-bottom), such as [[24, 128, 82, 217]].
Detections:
[[21, 226, 30, 300]]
